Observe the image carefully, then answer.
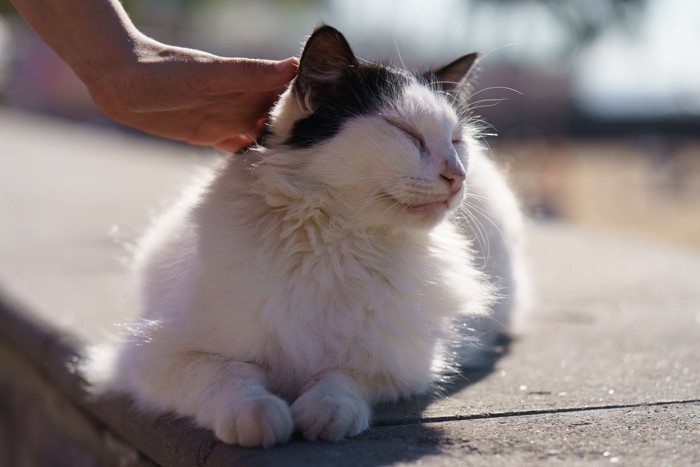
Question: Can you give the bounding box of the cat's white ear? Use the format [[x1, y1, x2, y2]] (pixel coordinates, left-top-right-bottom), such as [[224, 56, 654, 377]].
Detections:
[[295, 25, 357, 113], [432, 53, 479, 97]]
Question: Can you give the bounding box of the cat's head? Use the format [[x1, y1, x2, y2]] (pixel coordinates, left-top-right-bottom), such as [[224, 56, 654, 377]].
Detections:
[[263, 25, 479, 232]]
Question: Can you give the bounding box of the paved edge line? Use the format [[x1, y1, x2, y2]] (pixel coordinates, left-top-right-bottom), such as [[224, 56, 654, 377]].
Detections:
[[373, 399, 700, 427]]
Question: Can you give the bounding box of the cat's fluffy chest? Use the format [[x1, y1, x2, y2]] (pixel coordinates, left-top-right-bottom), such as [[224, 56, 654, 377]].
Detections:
[[189, 176, 479, 398]]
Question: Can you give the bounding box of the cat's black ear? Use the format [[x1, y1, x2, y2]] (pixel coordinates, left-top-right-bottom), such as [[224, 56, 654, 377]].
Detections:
[[432, 53, 479, 96], [295, 25, 357, 112]]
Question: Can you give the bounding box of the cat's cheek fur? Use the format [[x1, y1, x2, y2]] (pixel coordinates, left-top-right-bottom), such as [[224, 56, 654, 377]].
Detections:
[[304, 116, 439, 231]]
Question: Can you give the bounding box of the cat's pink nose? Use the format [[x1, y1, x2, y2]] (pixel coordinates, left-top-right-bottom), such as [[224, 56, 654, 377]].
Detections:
[[440, 163, 466, 193]]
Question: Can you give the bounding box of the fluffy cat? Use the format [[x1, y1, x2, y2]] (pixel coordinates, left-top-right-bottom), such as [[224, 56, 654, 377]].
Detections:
[[86, 25, 525, 448]]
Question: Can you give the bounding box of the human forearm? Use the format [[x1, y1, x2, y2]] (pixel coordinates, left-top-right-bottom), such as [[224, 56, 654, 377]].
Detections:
[[9, 0, 144, 84]]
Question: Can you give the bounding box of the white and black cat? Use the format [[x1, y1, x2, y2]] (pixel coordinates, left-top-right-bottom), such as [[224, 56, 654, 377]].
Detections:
[[85, 25, 525, 447]]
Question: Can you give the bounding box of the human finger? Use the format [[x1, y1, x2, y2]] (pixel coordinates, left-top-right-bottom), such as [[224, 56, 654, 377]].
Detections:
[[201, 57, 299, 95]]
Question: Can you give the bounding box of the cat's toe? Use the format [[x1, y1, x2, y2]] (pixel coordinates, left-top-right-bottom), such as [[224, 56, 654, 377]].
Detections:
[[214, 395, 294, 448], [291, 392, 370, 442]]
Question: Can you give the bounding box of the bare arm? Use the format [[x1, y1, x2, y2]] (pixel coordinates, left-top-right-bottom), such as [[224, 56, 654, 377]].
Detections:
[[9, 0, 298, 152]]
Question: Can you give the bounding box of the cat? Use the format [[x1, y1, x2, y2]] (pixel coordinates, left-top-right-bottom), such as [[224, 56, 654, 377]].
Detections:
[[84, 25, 525, 448]]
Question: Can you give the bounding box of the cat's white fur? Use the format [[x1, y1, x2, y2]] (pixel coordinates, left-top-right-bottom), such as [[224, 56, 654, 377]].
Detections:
[[85, 63, 524, 447]]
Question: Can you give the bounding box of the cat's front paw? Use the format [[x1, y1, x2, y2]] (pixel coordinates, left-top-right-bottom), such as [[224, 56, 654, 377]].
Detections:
[[213, 394, 294, 448], [291, 382, 370, 441]]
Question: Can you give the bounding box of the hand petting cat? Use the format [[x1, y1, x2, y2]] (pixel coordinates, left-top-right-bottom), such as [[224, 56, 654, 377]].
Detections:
[[86, 44, 298, 153], [9, 0, 298, 152]]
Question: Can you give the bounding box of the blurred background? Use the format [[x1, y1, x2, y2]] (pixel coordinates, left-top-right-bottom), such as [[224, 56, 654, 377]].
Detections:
[[1, 0, 699, 247]]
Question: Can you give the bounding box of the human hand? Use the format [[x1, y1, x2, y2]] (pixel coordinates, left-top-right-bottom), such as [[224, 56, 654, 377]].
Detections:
[[87, 38, 298, 152]]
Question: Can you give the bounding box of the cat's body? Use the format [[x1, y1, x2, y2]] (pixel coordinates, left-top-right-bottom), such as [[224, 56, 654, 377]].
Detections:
[[87, 26, 525, 447]]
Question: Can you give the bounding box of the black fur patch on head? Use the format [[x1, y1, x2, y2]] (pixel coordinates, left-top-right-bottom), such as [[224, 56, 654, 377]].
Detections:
[[285, 63, 411, 149], [282, 25, 477, 149]]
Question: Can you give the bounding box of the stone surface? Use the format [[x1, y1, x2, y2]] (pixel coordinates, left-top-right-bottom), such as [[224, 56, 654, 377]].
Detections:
[[1, 109, 698, 466], [0, 110, 217, 341], [204, 402, 700, 467], [376, 224, 700, 423]]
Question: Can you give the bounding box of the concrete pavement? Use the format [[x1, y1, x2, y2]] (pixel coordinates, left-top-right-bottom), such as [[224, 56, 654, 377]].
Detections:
[[1, 109, 698, 466]]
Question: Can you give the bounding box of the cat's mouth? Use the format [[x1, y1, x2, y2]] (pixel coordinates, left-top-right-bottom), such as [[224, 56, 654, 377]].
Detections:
[[406, 199, 449, 212], [394, 186, 464, 216], [384, 185, 464, 220]]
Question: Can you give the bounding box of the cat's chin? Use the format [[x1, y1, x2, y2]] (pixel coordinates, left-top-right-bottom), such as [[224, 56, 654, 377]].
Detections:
[[406, 199, 449, 213], [405, 200, 450, 226], [368, 192, 462, 230], [389, 198, 453, 229], [402, 190, 464, 222], [409, 193, 466, 229]]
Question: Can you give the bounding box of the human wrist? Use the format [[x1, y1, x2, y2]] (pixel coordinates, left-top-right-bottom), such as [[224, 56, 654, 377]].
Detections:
[[71, 22, 143, 87]]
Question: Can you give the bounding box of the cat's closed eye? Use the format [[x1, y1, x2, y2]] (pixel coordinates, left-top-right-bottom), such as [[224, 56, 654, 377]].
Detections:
[[383, 117, 426, 152]]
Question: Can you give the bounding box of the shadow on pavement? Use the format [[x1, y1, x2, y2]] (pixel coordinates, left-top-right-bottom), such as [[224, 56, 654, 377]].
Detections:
[[332, 335, 514, 467]]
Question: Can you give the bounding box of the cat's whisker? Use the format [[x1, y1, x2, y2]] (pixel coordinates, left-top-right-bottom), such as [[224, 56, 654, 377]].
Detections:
[[477, 42, 520, 64], [467, 97, 512, 111], [468, 86, 523, 100], [459, 197, 521, 266], [455, 203, 492, 262], [393, 38, 407, 71]]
